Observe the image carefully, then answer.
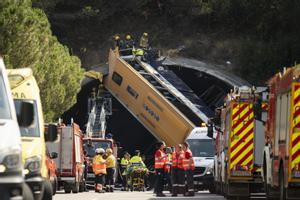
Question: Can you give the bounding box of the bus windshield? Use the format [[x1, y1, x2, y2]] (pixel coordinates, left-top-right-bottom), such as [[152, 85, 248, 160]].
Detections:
[[187, 139, 215, 157], [0, 72, 12, 119]]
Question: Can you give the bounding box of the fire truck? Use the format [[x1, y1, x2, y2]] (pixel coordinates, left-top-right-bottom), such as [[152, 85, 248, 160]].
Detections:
[[212, 86, 265, 199], [263, 66, 300, 200]]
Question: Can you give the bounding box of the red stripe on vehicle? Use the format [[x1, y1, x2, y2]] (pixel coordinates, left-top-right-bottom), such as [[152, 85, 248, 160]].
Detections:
[[292, 148, 300, 161], [232, 109, 253, 130], [230, 139, 253, 163], [292, 135, 300, 147], [231, 127, 254, 151], [232, 104, 248, 120], [237, 150, 253, 165]]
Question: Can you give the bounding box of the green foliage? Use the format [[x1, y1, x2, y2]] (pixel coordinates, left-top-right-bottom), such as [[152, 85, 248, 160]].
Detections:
[[0, 0, 84, 121]]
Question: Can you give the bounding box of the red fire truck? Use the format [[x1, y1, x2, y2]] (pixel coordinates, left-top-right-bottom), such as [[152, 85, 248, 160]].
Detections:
[[263, 66, 300, 200], [46, 122, 85, 193]]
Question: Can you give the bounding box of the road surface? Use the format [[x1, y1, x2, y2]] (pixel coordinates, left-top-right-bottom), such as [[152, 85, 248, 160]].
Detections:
[[53, 190, 226, 200]]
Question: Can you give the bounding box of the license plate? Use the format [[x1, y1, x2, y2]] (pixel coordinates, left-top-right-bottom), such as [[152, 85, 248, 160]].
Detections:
[[87, 173, 95, 178]]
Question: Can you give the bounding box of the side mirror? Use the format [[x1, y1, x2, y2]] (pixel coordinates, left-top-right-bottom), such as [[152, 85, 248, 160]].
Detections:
[[15, 101, 34, 127], [45, 124, 58, 142], [207, 124, 214, 138], [51, 152, 58, 159], [253, 99, 262, 121]]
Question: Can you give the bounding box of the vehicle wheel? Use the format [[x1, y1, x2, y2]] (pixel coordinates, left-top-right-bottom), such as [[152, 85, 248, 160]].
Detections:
[[208, 185, 216, 194], [52, 177, 57, 195], [279, 168, 286, 200], [79, 180, 85, 192], [64, 183, 71, 193], [42, 180, 53, 200], [72, 182, 79, 193], [23, 183, 34, 200]]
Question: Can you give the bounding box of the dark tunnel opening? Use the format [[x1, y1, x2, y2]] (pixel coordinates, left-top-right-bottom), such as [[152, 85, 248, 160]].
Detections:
[[62, 66, 233, 160]]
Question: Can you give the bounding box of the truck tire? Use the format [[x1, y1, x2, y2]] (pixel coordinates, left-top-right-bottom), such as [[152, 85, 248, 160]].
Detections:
[[52, 177, 57, 195], [42, 180, 53, 200], [72, 182, 79, 193], [64, 183, 71, 193], [279, 167, 286, 200], [23, 183, 34, 200]]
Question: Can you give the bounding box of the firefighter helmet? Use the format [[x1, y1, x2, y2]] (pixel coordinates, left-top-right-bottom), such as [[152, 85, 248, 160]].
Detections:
[[125, 34, 132, 40], [143, 32, 148, 37], [114, 35, 120, 41], [106, 148, 113, 154], [95, 148, 105, 154]]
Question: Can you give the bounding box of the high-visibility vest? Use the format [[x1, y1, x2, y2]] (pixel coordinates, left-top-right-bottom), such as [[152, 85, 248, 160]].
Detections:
[[172, 152, 178, 168], [120, 157, 129, 168], [177, 151, 185, 169], [155, 150, 165, 169], [183, 149, 195, 170], [93, 155, 106, 175], [106, 154, 116, 169], [164, 154, 172, 173]]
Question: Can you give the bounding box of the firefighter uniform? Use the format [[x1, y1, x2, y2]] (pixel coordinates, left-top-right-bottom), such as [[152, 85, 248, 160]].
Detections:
[[139, 32, 149, 49], [183, 148, 195, 196], [120, 153, 130, 191], [105, 148, 116, 192], [92, 148, 106, 193], [164, 148, 172, 191], [154, 142, 166, 197], [177, 150, 186, 195]]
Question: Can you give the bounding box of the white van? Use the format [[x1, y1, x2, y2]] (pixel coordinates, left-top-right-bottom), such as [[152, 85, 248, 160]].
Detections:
[[0, 58, 33, 199], [186, 127, 215, 193]]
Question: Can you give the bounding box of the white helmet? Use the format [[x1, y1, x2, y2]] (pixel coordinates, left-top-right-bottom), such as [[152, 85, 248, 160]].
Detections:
[[95, 148, 105, 154]]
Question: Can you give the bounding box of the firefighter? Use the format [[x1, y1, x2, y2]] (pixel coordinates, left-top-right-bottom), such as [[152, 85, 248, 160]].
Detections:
[[92, 148, 106, 193], [105, 148, 116, 192], [139, 32, 149, 49], [183, 142, 195, 196], [154, 141, 167, 197], [113, 35, 122, 49], [164, 147, 172, 192], [124, 34, 135, 49], [120, 152, 130, 191], [171, 144, 184, 196], [129, 150, 145, 166], [177, 144, 186, 195]]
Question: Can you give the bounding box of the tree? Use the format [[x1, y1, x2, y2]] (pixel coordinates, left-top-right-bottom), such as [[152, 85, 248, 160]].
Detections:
[[0, 0, 84, 121]]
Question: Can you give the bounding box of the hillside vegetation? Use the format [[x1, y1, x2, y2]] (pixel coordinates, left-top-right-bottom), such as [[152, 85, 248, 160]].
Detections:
[[33, 0, 300, 85], [0, 0, 84, 121]]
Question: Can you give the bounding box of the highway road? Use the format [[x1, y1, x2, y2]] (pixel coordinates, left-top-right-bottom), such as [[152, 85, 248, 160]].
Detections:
[[53, 190, 226, 200]]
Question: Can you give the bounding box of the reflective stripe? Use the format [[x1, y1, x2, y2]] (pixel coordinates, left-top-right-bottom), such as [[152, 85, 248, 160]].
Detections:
[[155, 150, 166, 169]]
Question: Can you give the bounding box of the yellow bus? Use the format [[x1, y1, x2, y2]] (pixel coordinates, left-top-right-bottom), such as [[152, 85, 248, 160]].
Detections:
[[104, 49, 198, 146]]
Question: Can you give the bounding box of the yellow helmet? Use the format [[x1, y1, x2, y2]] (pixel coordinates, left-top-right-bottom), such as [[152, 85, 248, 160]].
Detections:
[[143, 32, 148, 37], [125, 34, 131, 40], [106, 148, 113, 154], [114, 35, 120, 40]]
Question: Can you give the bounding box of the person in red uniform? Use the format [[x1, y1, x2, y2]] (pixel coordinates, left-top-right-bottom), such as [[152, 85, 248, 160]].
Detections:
[[176, 144, 186, 195], [183, 142, 195, 196], [154, 141, 166, 197]]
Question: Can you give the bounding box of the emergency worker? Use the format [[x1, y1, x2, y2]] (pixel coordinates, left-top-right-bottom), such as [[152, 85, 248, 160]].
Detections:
[[164, 147, 172, 192], [92, 148, 106, 193], [120, 152, 130, 191], [171, 144, 181, 196], [183, 142, 195, 196], [129, 150, 145, 166], [124, 34, 135, 49], [139, 32, 149, 49], [154, 141, 167, 197], [105, 148, 116, 192], [175, 144, 185, 195]]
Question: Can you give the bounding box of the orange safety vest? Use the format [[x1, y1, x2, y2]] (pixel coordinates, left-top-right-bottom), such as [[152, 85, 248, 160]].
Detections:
[[164, 154, 172, 173], [183, 149, 195, 171], [92, 155, 106, 175], [177, 151, 185, 169], [154, 149, 166, 169], [172, 152, 177, 168]]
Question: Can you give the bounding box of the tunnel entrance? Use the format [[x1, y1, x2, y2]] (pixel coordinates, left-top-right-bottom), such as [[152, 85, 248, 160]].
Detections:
[[62, 65, 233, 158]]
